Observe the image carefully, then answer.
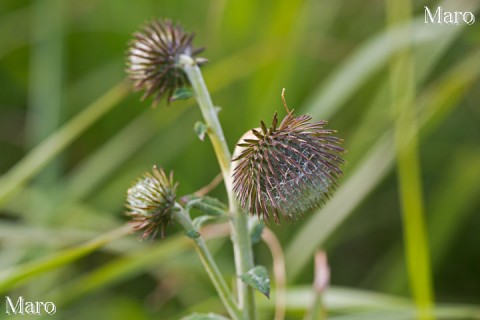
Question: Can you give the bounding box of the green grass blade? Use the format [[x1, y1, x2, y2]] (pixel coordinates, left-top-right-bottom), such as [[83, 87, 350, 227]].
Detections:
[[285, 47, 480, 281], [376, 151, 480, 293], [302, 0, 477, 120], [302, 20, 445, 120], [371, 48, 480, 292], [63, 106, 189, 201], [0, 225, 131, 293], [0, 6, 30, 59], [387, 0, 434, 318], [25, 0, 65, 186], [256, 285, 480, 319], [52, 235, 189, 306], [0, 80, 129, 207]]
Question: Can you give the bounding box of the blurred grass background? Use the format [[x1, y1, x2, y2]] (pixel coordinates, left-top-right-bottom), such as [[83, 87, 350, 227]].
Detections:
[[0, 0, 479, 319]]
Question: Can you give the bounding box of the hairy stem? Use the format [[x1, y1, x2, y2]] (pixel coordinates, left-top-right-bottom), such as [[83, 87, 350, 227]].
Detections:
[[180, 54, 255, 319], [173, 205, 241, 320]]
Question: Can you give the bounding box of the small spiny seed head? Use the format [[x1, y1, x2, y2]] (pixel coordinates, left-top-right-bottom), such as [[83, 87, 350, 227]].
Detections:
[[231, 93, 345, 223], [126, 19, 207, 106], [126, 166, 178, 239]]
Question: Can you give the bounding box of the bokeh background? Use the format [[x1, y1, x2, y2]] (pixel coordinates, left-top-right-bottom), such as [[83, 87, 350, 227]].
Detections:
[[0, 0, 479, 319]]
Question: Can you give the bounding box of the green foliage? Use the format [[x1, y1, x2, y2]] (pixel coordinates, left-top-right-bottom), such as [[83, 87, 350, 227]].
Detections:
[[185, 195, 228, 217], [194, 121, 209, 141], [250, 222, 264, 245], [1, 0, 480, 319], [182, 313, 230, 320], [172, 88, 195, 102], [240, 266, 270, 299]]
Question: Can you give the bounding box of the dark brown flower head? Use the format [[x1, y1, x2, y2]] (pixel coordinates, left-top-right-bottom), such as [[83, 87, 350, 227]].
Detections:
[[126, 166, 178, 239], [231, 90, 345, 223], [126, 19, 206, 106]]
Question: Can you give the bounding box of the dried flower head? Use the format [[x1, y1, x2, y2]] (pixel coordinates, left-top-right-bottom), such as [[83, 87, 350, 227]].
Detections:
[[126, 166, 178, 239], [126, 19, 206, 105], [232, 90, 345, 223]]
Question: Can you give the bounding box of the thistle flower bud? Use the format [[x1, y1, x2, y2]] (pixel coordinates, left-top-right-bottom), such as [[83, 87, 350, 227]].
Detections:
[[231, 91, 345, 223], [126, 19, 206, 105], [126, 166, 178, 239]]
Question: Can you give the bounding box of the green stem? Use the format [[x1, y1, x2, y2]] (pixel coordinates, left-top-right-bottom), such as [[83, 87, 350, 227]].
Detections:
[[173, 206, 242, 320], [180, 56, 231, 189], [232, 211, 255, 318], [387, 1, 435, 319], [180, 54, 255, 319]]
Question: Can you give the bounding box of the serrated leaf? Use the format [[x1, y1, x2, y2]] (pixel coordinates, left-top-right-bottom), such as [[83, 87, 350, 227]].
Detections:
[[170, 87, 194, 101], [185, 229, 200, 239], [250, 222, 264, 244], [240, 265, 270, 298], [181, 312, 230, 320], [194, 121, 208, 141], [185, 195, 227, 216]]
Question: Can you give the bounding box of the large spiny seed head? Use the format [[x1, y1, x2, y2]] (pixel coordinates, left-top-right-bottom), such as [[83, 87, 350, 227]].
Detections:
[[126, 166, 178, 239], [231, 94, 345, 223], [126, 19, 206, 106]]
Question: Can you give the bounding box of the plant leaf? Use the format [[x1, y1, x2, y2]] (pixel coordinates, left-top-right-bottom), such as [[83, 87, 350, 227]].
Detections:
[[185, 195, 227, 216], [192, 215, 217, 229], [185, 229, 200, 239], [194, 121, 208, 141], [170, 87, 194, 101], [250, 222, 264, 244], [240, 265, 270, 298]]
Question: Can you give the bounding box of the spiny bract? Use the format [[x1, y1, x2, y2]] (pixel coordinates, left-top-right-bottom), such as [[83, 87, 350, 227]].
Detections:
[[126, 166, 178, 239], [232, 98, 345, 223], [126, 19, 206, 105]]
